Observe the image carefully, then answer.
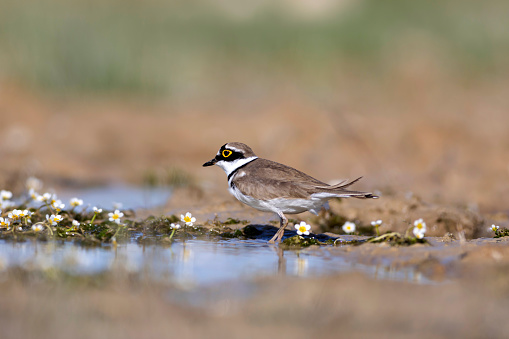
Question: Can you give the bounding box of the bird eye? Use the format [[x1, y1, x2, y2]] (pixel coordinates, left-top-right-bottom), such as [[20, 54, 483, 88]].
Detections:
[[222, 150, 232, 158]]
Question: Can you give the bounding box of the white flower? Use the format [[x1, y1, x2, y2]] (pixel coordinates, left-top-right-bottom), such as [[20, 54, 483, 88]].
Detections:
[[52, 199, 65, 212], [46, 214, 63, 226], [0, 200, 14, 210], [0, 190, 12, 200], [93, 206, 103, 213], [108, 209, 124, 224], [32, 224, 44, 232], [491, 224, 500, 232], [72, 220, 80, 227], [39, 192, 53, 203], [113, 202, 123, 210], [181, 212, 196, 226], [413, 218, 426, 232], [342, 221, 356, 233], [70, 197, 83, 207], [371, 220, 383, 227], [28, 188, 40, 201], [413, 227, 425, 239], [20, 210, 32, 223], [36, 194, 47, 202], [0, 217, 10, 228], [294, 221, 311, 235], [8, 209, 23, 220], [170, 223, 181, 230]]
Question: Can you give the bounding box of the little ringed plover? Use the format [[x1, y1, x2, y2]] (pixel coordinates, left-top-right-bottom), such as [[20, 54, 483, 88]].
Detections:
[[203, 142, 378, 244]]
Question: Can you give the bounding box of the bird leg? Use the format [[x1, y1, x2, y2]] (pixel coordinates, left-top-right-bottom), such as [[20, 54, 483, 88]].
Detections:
[[268, 212, 288, 244]]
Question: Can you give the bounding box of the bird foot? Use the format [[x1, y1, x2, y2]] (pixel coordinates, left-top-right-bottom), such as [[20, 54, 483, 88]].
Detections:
[[268, 229, 285, 244], [268, 213, 288, 245]]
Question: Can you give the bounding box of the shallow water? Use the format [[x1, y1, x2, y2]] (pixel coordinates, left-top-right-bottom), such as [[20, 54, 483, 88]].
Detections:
[[0, 239, 435, 286], [58, 185, 171, 210], [4, 184, 437, 286]]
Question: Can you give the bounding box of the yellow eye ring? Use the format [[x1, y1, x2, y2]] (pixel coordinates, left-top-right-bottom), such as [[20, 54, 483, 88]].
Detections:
[[222, 150, 232, 158]]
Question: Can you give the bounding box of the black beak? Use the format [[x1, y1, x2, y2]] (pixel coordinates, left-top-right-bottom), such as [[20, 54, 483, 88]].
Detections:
[[203, 158, 217, 167]]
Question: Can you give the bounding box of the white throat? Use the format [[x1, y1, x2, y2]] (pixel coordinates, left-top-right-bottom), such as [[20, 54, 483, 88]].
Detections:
[[216, 157, 258, 178]]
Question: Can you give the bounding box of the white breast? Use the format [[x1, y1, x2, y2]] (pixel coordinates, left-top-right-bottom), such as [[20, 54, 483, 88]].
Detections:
[[228, 184, 329, 215]]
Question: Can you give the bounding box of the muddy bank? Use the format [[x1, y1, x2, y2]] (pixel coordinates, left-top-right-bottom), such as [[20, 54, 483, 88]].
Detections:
[[163, 187, 498, 241]]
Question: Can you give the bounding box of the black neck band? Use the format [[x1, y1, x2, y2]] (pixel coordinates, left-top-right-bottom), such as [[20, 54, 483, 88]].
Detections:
[[227, 158, 257, 182]]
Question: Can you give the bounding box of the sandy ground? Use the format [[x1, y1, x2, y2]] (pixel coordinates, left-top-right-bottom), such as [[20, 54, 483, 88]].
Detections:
[[1, 80, 509, 214], [0, 81, 508, 338], [1, 81, 508, 230]]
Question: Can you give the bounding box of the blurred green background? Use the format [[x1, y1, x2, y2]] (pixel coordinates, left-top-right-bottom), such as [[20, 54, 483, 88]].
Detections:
[[1, 0, 508, 96]]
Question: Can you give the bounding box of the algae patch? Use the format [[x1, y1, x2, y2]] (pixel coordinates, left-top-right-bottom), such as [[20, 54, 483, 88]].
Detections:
[[494, 227, 509, 238], [366, 232, 428, 246], [282, 235, 320, 248]]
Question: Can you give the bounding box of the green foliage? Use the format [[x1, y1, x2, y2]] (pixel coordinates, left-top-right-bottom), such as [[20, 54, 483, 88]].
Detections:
[[0, 0, 507, 94], [312, 209, 376, 236], [0, 191, 428, 248], [494, 227, 509, 238], [281, 235, 323, 248], [219, 229, 244, 239], [223, 217, 249, 225], [313, 210, 348, 233]]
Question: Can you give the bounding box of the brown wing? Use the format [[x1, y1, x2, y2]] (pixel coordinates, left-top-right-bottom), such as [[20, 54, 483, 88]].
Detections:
[[313, 176, 377, 198], [231, 158, 328, 200]]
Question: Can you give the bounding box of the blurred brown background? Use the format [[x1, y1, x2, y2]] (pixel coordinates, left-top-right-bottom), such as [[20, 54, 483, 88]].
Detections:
[[1, 0, 508, 212]]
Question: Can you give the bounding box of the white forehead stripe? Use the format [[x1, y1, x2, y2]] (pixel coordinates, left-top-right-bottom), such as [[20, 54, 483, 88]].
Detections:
[[225, 145, 244, 153]]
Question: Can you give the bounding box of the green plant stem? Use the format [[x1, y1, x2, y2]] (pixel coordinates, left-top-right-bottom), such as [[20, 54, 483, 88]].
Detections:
[[45, 222, 54, 236], [90, 213, 98, 225], [112, 223, 125, 240], [168, 228, 176, 241], [45, 202, 54, 213], [404, 224, 414, 238]]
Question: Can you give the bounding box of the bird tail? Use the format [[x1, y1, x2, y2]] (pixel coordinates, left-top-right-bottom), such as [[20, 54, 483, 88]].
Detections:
[[314, 176, 379, 199]]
